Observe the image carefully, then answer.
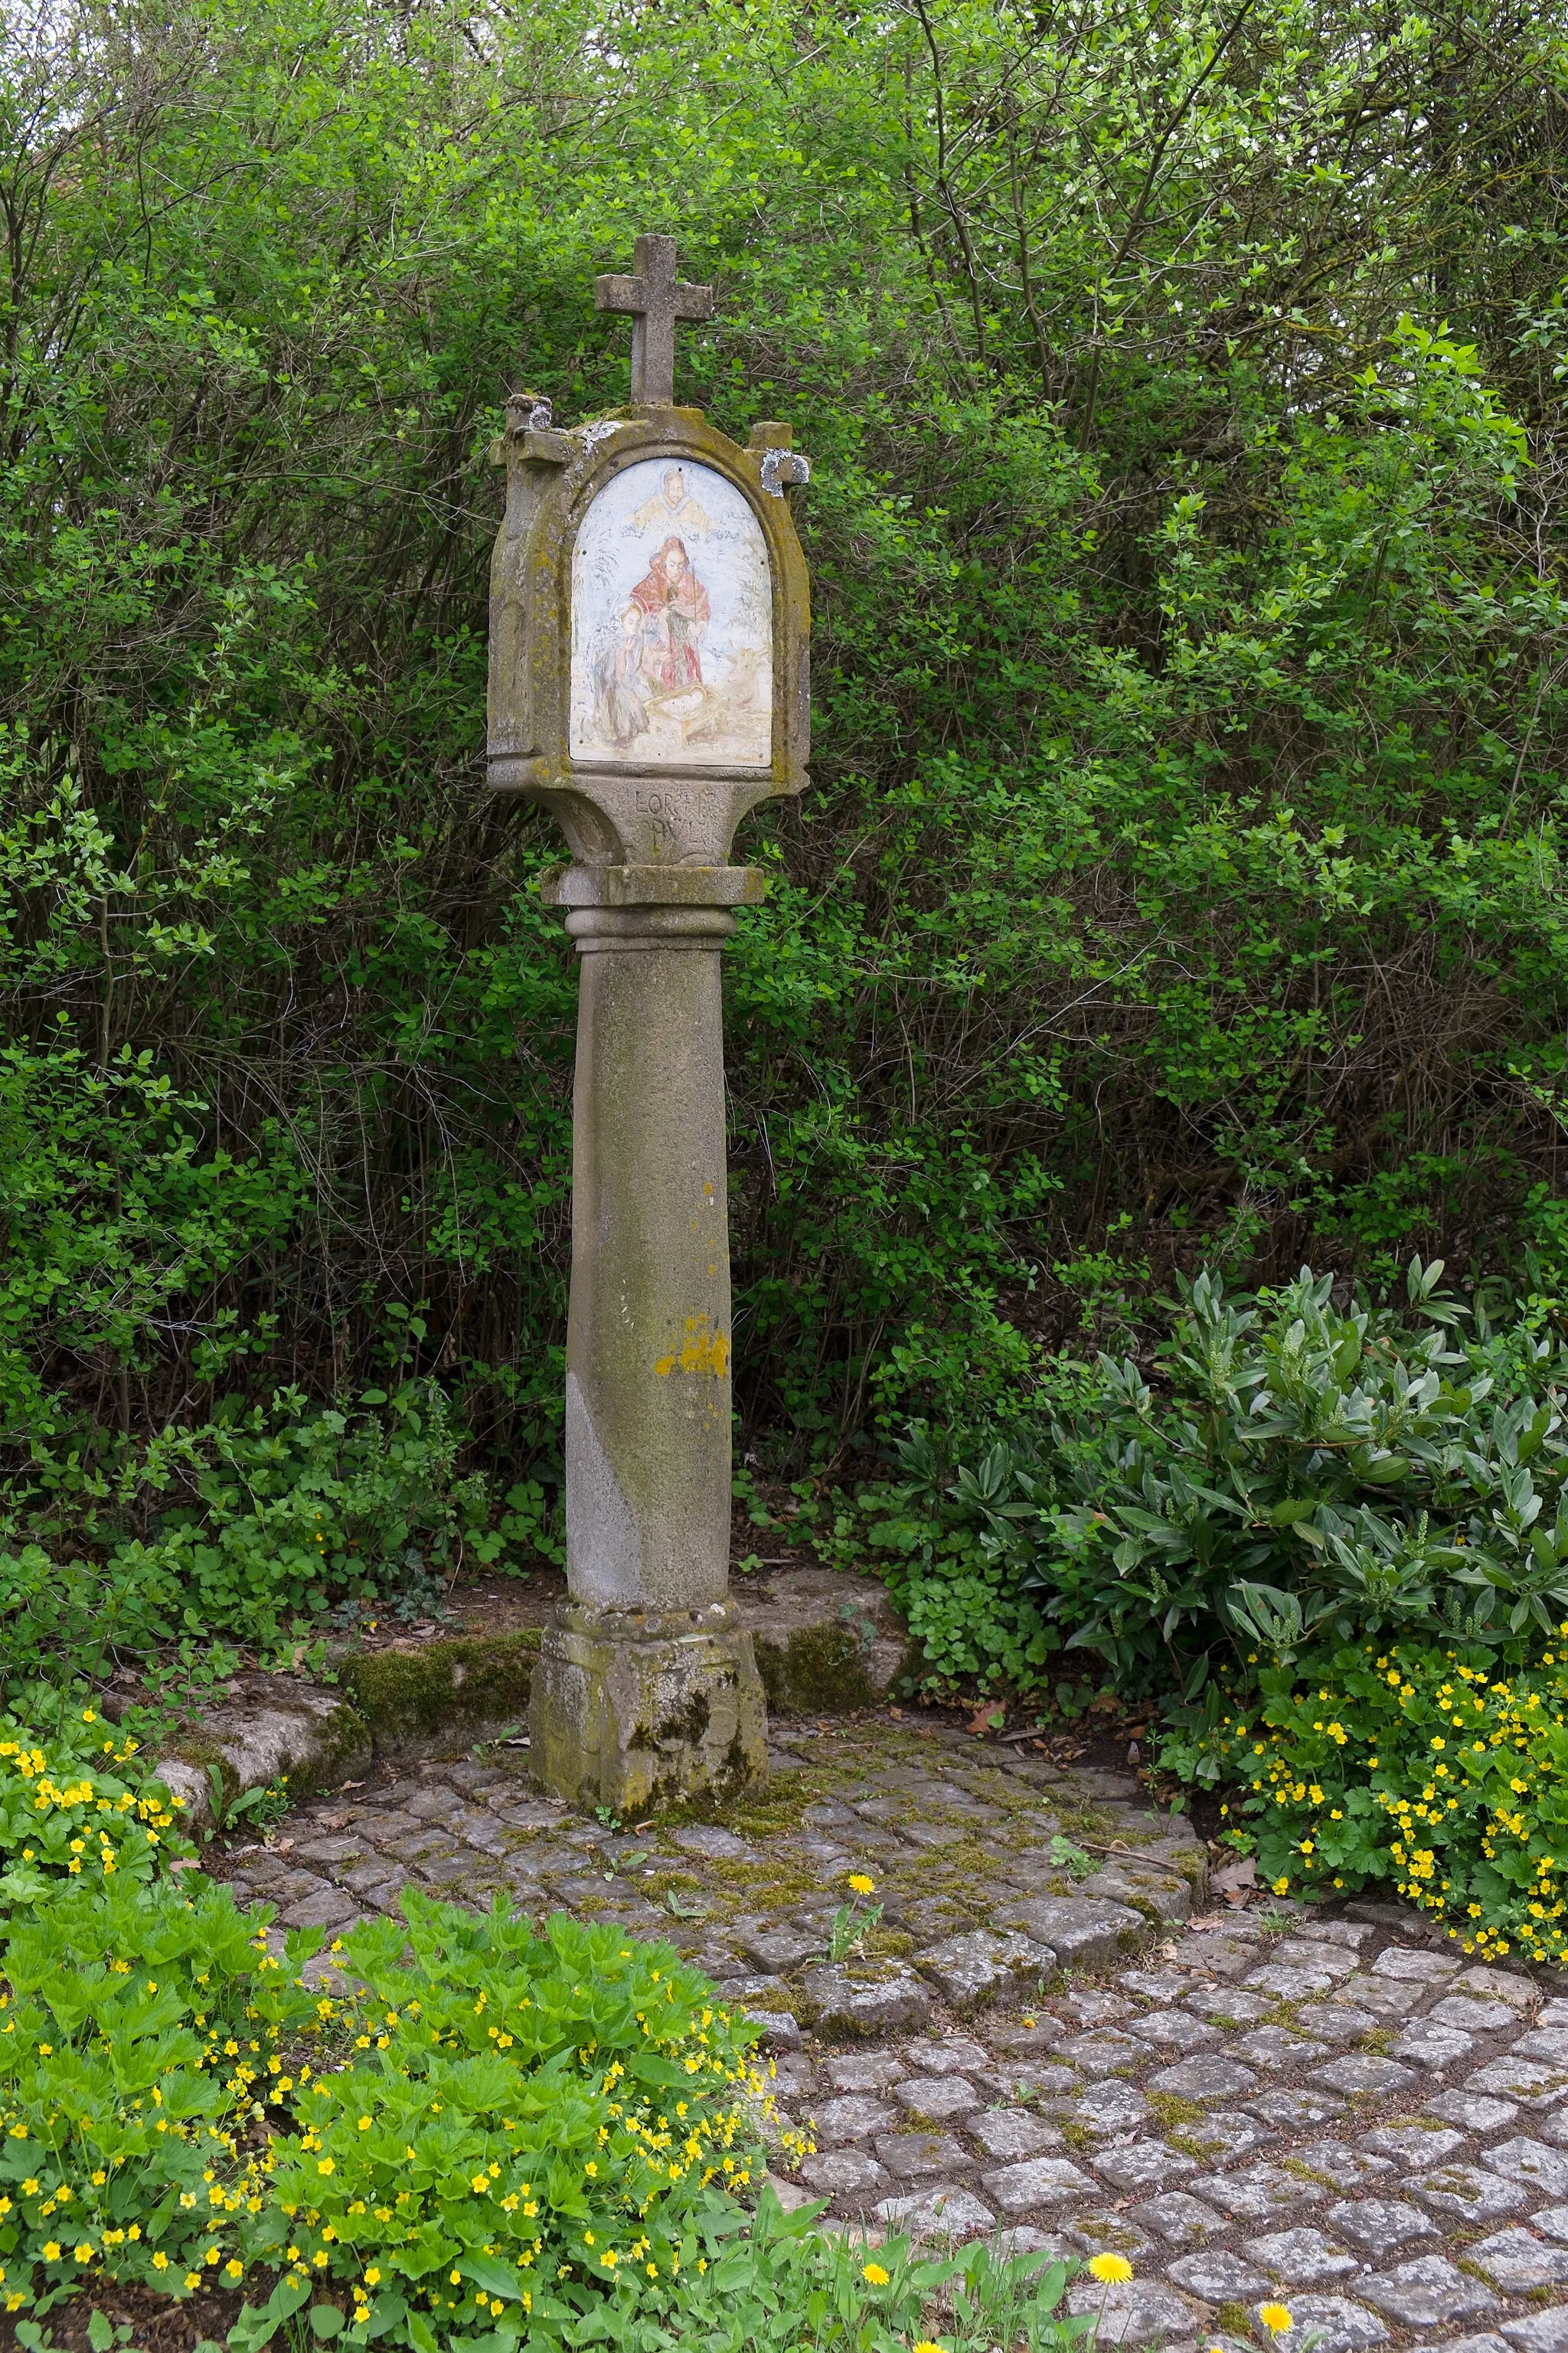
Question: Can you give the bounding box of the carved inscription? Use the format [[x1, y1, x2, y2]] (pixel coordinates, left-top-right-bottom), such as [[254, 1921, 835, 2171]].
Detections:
[[631, 783, 721, 855]]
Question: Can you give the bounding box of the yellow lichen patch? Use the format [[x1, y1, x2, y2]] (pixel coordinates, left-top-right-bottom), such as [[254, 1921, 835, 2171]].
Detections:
[[654, 1317, 730, 1379]]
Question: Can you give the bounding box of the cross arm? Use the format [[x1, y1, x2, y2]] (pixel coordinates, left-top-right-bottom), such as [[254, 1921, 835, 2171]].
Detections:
[[593, 273, 642, 315]]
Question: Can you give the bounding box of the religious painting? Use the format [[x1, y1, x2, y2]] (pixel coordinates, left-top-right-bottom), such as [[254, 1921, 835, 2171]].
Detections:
[[569, 459, 773, 768]]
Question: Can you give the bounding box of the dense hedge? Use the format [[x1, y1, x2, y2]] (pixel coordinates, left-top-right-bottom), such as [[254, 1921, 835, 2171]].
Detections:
[[3, 0, 1568, 1489]]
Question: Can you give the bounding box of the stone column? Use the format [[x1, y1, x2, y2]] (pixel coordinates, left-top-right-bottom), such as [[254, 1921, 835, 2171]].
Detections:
[[528, 878, 768, 1813]]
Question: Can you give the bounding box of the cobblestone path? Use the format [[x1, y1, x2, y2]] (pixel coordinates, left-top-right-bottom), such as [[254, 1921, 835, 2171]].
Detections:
[[215, 1715, 1568, 2353]]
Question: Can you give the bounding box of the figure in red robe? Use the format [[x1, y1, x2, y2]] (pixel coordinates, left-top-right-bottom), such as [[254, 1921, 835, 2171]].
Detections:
[[628, 537, 710, 691]]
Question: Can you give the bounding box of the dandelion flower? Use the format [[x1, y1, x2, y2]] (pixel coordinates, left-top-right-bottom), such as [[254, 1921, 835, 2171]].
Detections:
[[848, 1874, 876, 1896], [1088, 2253, 1133, 2284], [1260, 2305, 1293, 2335], [863, 2260, 890, 2286]]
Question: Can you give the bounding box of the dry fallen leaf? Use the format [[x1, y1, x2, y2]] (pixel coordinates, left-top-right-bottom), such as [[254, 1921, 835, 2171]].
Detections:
[[1212, 1854, 1258, 1906]]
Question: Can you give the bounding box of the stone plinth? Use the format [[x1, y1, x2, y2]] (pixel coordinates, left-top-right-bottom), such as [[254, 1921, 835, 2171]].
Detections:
[[528, 1599, 766, 1815]]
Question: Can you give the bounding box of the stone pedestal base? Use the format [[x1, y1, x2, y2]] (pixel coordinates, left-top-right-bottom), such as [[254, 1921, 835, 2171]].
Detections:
[[528, 1600, 767, 1815]]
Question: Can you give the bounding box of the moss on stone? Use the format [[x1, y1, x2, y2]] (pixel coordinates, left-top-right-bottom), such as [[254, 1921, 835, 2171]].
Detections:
[[165, 1730, 230, 1789], [340, 1630, 541, 1750], [164, 1696, 372, 1812], [755, 1623, 877, 1715]]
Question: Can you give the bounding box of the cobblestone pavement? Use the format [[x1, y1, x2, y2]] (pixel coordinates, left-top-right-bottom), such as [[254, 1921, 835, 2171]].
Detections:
[[215, 1715, 1568, 2353]]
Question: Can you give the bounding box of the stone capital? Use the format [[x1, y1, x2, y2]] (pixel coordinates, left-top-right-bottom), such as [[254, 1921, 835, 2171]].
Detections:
[[542, 861, 766, 910]]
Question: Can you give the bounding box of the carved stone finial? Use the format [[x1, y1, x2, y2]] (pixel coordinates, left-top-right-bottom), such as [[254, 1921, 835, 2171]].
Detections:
[[508, 390, 554, 433]]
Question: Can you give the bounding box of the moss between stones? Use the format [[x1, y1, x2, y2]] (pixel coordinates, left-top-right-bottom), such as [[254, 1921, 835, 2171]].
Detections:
[[754, 1623, 877, 1715], [339, 1629, 542, 1750], [1145, 2091, 1204, 2132]]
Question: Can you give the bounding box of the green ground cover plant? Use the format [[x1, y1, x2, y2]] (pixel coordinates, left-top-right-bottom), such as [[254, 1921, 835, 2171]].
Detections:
[[0, 1382, 561, 1701], [0, 1874, 320, 2322], [0, 1691, 190, 1904], [246, 1897, 796, 2347], [1158, 1637, 1568, 1971], [0, 1802, 1087, 2352], [0, 1867, 797, 2349], [588, 2218, 1093, 2353]]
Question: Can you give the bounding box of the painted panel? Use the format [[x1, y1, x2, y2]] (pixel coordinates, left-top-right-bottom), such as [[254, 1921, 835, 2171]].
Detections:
[[569, 459, 772, 768]]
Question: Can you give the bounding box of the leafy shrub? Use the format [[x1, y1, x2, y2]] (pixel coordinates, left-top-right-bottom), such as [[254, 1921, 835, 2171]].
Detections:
[[0, 1691, 191, 1904], [1162, 1635, 1568, 1969], [1044, 1263, 1568, 1682], [240, 1895, 789, 2351], [2, 1382, 560, 1696], [836, 1261, 1568, 1701], [847, 1430, 1059, 1694]]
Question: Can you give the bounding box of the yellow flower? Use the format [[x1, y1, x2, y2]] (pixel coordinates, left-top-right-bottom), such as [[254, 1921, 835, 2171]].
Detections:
[[913, 2342, 944, 2353], [1088, 2253, 1133, 2283], [862, 2260, 890, 2286], [1260, 2305, 1293, 2335], [848, 1874, 876, 1896]]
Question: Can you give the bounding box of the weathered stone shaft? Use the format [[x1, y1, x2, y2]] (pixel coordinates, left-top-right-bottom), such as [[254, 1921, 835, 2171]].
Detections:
[[562, 903, 735, 1611], [528, 895, 767, 1812]]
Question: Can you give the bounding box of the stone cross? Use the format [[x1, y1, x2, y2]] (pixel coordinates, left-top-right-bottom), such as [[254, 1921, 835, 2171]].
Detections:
[[487, 237, 811, 1815], [594, 234, 714, 407]]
